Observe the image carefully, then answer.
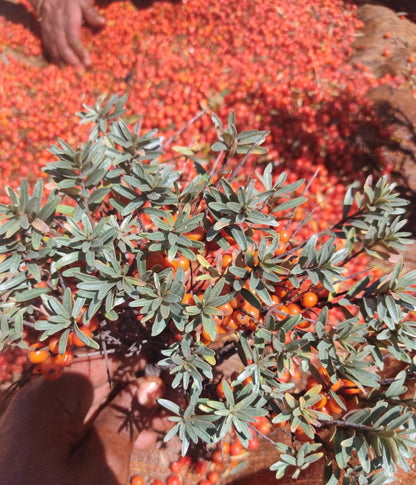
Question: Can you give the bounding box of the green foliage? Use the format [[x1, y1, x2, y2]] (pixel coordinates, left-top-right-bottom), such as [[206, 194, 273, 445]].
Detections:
[[1, 94, 416, 484]]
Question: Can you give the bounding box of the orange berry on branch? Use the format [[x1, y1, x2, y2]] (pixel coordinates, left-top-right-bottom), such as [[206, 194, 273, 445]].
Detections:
[[301, 291, 318, 308], [40, 356, 64, 380], [230, 439, 243, 456], [71, 327, 93, 347], [248, 436, 259, 450], [339, 379, 361, 396], [28, 344, 49, 364], [216, 441, 230, 455], [211, 450, 223, 465], [277, 228, 291, 243]]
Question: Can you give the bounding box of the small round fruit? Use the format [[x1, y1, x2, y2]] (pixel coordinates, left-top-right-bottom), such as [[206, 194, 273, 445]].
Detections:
[[28, 347, 49, 364], [230, 439, 243, 456], [170, 460, 183, 474], [248, 436, 259, 450], [301, 292, 318, 308], [130, 475, 144, 485], [72, 327, 92, 347], [211, 450, 223, 465], [207, 470, 220, 484], [167, 475, 181, 485], [194, 460, 208, 474]]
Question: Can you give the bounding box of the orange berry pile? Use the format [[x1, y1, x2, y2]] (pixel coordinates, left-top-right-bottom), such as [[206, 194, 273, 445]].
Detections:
[[0, 0, 400, 212]]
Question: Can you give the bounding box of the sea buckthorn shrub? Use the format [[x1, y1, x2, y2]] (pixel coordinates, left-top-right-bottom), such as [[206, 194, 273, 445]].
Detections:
[[1, 95, 416, 484]]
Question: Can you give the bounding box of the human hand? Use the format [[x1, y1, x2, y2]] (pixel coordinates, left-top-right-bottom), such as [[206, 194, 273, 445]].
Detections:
[[0, 354, 170, 485], [29, 0, 106, 68]]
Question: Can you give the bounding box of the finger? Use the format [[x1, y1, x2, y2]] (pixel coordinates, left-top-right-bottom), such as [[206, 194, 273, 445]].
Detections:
[[134, 429, 159, 450], [62, 5, 89, 68], [69, 353, 118, 389], [69, 353, 147, 421], [45, 21, 84, 68], [133, 412, 174, 450], [66, 0, 105, 68], [81, 0, 106, 30], [39, 19, 63, 66], [66, 32, 91, 69], [73, 382, 140, 485], [0, 373, 93, 478]]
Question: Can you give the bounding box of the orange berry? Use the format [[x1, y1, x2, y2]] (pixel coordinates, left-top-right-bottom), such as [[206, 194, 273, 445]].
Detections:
[[287, 302, 301, 315], [194, 460, 208, 474], [276, 304, 289, 320], [339, 379, 361, 396], [216, 380, 225, 399], [314, 393, 328, 410], [275, 284, 288, 299], [301, 292, 318, 308], [326, 395, 346, 415], [85, 315, 100, 331], [211, 450, 223, 465], [217, 302, 233, 318], [40, 357, 64, 380], [170, 460, 183, 474], [278, 229, 291, 243], [294, 427, 311, 442], [131, 475, 144, 485], [72, 327, 92, 347], [167, 475, 181, 485], [221, 254, 233, 269], [207, 470, 220, 484], [48, 337, 60, 354], [53, 350, 74, 367], [330, 379, 343, 392], [275, 240, 287, 255], [247, 436, 259, 450], [182, 293, 195, 304], [28, 347, 49, 364], [171, 255, 190, 271], [185, 227, 205, 241], [178, 455, 192, 468], [216, 441, 230, 455], [201, 326, 214, 343], [230, 439, 243, 456], [318, 366, 330, 383]]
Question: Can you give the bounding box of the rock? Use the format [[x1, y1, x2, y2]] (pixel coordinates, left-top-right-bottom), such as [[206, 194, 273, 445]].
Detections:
[[351, 4, 416, 78], [350, 4, 416, 242]]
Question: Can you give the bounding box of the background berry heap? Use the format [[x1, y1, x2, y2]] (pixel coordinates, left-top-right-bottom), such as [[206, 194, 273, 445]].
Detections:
[[0, 0, 400, 205], [1, 94, 416, 484]]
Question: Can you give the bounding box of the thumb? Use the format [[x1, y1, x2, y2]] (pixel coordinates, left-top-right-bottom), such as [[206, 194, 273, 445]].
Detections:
[[81, 0, 106, 29], [0, 373, 94, 485]]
